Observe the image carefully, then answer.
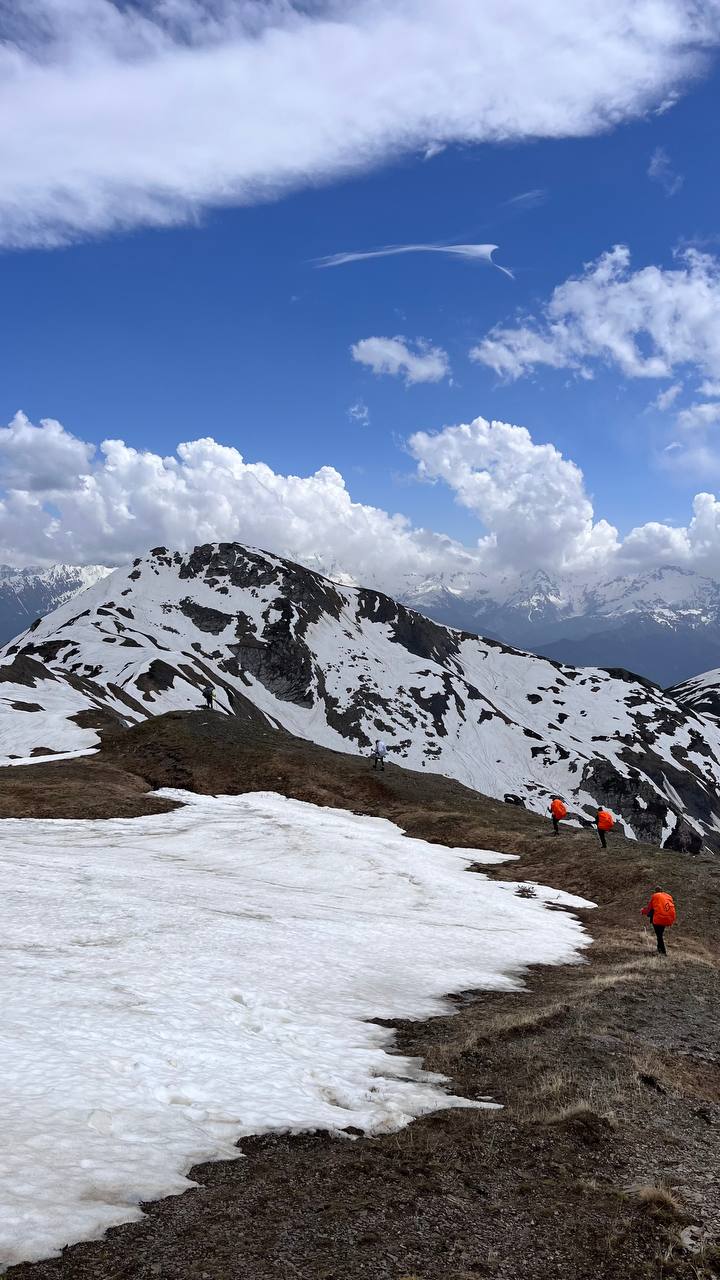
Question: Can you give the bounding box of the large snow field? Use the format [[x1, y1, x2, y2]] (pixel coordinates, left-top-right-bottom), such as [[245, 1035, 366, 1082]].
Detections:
[[0, 791, 592, 1267]]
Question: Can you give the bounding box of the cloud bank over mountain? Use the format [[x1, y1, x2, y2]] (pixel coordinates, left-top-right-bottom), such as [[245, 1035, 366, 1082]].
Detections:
[[4, 410, 720, 590]]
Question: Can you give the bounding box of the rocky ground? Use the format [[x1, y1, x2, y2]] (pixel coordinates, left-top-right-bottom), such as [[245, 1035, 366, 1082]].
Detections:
[[4, 711, 720, 1279]]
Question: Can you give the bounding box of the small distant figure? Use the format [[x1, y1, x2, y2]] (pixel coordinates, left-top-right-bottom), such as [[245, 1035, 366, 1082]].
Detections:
[[641, 889, 677, 956], [372, 739, 388, 771], [596, 807, 615, 849], [202, 683, 214, 710], [549, 796, 567, 835]]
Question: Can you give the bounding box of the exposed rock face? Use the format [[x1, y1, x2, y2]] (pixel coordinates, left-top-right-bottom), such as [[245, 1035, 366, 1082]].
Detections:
[[2, 542, 720, 851]]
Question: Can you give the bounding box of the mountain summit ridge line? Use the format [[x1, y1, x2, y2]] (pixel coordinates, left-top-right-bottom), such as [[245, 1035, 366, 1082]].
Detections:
[[0, 540, 719, 853]]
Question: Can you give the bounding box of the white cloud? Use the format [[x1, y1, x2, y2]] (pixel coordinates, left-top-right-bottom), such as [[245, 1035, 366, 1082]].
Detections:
[[1, 1, 719, 246], [502, 189, 548, 210], [408, 419, 619, 574], [317, 243, 513, 278], [471, 245, 720, 383], [0, 412, 94, 491], [676, 401, 720, 428], [348, 402, 370, 425], [10, 409, 720, 586], [700, 379, 720, 396], [410, 417, 720, 576], [621, 491, 720, 560], [0, 411, 479, 588], [651, 382, 683, 410], [648, 145, 684, 195], [351, 336, 450, 385]]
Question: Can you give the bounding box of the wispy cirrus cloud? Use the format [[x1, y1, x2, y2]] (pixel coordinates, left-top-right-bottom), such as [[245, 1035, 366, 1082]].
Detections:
[[316, 243, 514, 278], [502, 189, 548, 211], [648, 145, 684, 195], [348, 402, 370, 426], [1, 0, 718, 248], [650, 382, 683, 411]]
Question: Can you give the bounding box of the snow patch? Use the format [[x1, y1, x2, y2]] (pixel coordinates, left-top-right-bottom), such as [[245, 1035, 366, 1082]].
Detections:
[[0, 791, 591, 1267]]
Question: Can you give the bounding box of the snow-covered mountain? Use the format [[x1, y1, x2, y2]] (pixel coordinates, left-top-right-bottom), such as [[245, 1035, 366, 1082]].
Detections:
[[1, 542, 719, 852], [3, 559, 718, 688], [671, 667, 720, 727], [0, 563, 111, 646], [401, 566, 720, 686]]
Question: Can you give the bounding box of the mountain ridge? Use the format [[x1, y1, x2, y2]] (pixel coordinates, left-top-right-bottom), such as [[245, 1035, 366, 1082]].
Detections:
[[4, 557, 720, 686], [1, 540, 719, 852]]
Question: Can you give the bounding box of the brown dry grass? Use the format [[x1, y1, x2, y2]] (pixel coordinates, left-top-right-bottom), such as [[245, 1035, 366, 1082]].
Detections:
[[542, 1101, 619, 1130], [632, 1049, 720, 1104], [628, 1183, 685, 1219]]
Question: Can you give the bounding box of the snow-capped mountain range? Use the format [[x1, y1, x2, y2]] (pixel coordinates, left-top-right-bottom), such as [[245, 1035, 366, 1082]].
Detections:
[[400, 565, 720, 687], [4, 559, 720, 688], [2, 542, 720, 853], [0, 563, 111, 647]]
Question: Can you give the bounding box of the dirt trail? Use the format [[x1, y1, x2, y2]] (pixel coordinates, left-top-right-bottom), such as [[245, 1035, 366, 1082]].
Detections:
[[4, 712, 720, 1279]]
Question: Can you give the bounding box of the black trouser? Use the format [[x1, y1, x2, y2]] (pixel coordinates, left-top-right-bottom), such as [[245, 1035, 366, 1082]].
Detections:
[[597, 827, 607, 849], [653, 924, 667, 955], [552, 816, 560, 835], [373, 754, 385, 770]]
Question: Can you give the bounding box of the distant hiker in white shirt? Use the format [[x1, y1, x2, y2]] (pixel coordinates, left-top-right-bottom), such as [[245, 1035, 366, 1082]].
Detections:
[[372, 739, 388, 771]]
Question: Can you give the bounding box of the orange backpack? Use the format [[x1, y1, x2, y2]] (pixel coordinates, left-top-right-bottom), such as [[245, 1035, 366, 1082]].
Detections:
[[597, 809, 614, 831], [650, 892, 676, 927], [551, 799, 567, 819]]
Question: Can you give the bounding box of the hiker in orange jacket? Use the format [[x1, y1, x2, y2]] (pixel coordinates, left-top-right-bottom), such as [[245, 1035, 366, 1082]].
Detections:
[[596, 807, 615, 849], [549, 796, 567, 836], [641, 890, 676, 956]]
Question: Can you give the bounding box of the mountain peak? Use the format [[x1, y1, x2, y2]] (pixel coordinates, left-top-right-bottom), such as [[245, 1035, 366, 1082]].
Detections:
[[0, 539, 715, 854]]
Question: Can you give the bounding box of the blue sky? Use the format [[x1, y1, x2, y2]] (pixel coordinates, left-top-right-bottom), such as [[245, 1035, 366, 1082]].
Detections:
[[2, 1, 720, 586]]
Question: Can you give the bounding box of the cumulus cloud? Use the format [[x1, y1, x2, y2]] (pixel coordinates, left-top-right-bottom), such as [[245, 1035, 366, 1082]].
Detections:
[[0, 412, 94, 491], [10, 408, 720, 587], [0, 411, 481, 588], [621, 491, 720, 561], [648, 145, 684, 195], [351, 336, 450, 385], [0, 414, 495, 580], [471, 245, 720, 384], [1, 1, 719, 246], [408, 419, 619, 574], [409, 418, 720, 577], [317, 243, 513, 278]]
